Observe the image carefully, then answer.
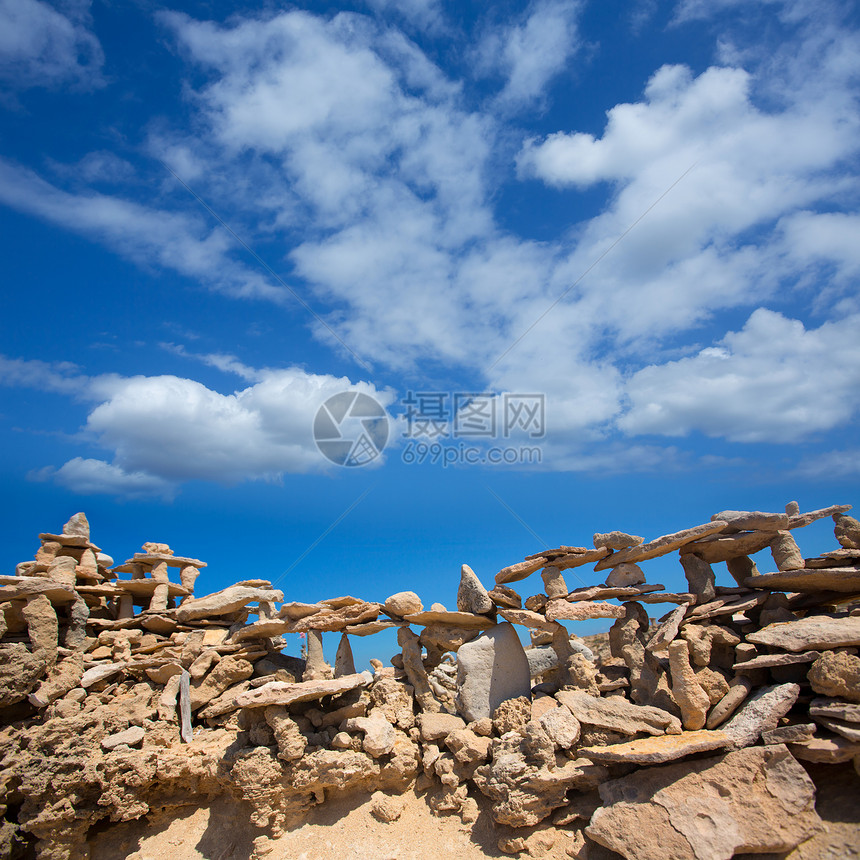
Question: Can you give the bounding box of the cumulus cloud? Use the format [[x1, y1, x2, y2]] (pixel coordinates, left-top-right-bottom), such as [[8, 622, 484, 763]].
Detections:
[[6, 356, 395, 494], [0, 0, 103, 89], [475, 0, 583, 109], [618, 309, 860, 442]]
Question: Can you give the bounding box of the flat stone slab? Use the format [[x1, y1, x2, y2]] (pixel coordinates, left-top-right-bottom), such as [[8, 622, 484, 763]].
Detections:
[[545, 600, 625, 622], [747, 615, 860, 651], [495, 557, 547, 585], [722, 683, 800, 749], [499, 608, 557, 632], [115, 579, 191, 597], [279, 602, 325, 620], [578, 729, 732, 764], [806, 549, 860, 568], [344, 621, 403, 636], [38, 532, 94, 548], [0, 577, 77, 604], [745, 566, 860, 593], [789, 735, 860, 763], [176, 585, 281, 621], [761, 723, 817, 744], [809, 697, 860, 722], [556, 690, 682, 736], [564, 584, 664, 601], [235, 671, 372, 708], [681, 531, 774, 564], [102, 726, 145, 750], [403, 610, 493, 629], [286, 601, 381, 632], [787, 503, 852, 529], [637, 592, 695, 605], [129, 552, 206, 568], [712, 510, 790, 532], [586, 745, 822, 860], [594, 521, 728, 571], [813, 715, 860, 741], [732, 650, 821, 671]]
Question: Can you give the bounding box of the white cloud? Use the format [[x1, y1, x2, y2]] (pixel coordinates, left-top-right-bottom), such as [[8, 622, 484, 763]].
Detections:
[[794, 448, 860, 480], [362, 0, 445, 33], [0, 0, 103, 89], [619, 309, 860, 443], [475, 0, 582, 109], [39, 458, 176, 499], [0, 157, 287, 304], [7, 355, 395, 493]]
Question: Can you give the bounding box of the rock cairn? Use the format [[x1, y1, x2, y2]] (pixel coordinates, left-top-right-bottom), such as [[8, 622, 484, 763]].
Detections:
[[1, 504, 859, 860]]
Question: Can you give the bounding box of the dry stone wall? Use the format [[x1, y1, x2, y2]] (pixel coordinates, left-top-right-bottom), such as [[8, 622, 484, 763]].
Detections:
[[1, 503, 859, 859]]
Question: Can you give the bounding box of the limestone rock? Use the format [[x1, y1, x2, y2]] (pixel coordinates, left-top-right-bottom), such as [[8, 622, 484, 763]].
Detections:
[[345, 714, 396, 757], [668, 639, 710, 730], [495, 557, 547, 585], [721, 683, 800, 749], [745, 566, 860, 593], [789, 735, 860, 763], [594, 521, 728, 571], [456, 623, 531, 722], [540, 566, 568, 598], [747, 614, 860, 651], [545, 600, 625, 622], [770, 530, 804, 570], [334, 633, 356, 677], [0, 643, 47, 706], [457, 564, 493, 615], [761, 722, 816, 744], [417, 712, 466, 741], [555, 690, 681, 736], [712, 510, 789, 532], [593, 531, 643, 551], [398, 627, 441, 713], [370, 791, 404, 822], [383, 591, 423, 617], [679, 553, 715, 600], [190, 656, 254, 710], [101, 726, 145, 750], [809, 697, 860, 722], [236, 671, 373, 708], [834, 512, 860, 549], [177, 585, 284, 622], [28, 652, 84, 708], [539, 706, 580, 749], [488, 585, 522, 609], [605, 562, 646, 587], [808, 650, 860, 702], [445, 727, 492, 765], [492, 696, 531, 735], [580, 729, 732, 764], [369, 675, 415, 730], [264, 706, 307, 761], [586, 745, 822, 859]]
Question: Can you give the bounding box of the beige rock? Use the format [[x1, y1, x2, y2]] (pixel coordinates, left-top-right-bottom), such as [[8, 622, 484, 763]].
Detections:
[[445, 727, 492, 765], [722, 683, 800, 749], [813, 715, 860, 741], [22, 594, 58, 668], [403, 609, 492, 629], [417, 712, 466, 741], [498, 608, 556, 632], [668, 640, 710, 730], [398, 627, 441, 713], [288, 601, 381, 633], [278, 601, 325, 621], [808, 650, 860, 702], [762, 722, 817, 744], [190, 656, 254, 710], [81, 661, 126, 688], [370, 791, 404, 822], [28, 652, 84, 708], [264, 706, 307, 761], [102, 726, 145, 750], [770, 530, 804, 570], [237, 671, 373, 708], [457, 564, 493, 615], [369, 675, 415, 730], [786, 502, 851, 529], [540, 566, 568, 598], [747, 614, 860, 651], [809, 697, 860, 722], [555, 690, 681, 736], [713, 509, 790, 530], [177, 585, 284, 622], [726, 553, 759, 586], [487, 585, 522, 609], [492, 696, 531, 735], [456, 623, 531, 722], [746, 565, 860, 593], [545, 600, 625, 622], [539, 707, 580, 749], [681, 530, 774, 564], [586, 745, 822, 859], [495, 557, 547, 585], [646, 604, 687, 653], [694, 666, 730, 705], [579, 729, 732, 764], [383, 591, 423, 617], [605, 562, 646, 587], [345, 714, 396, 757], [157, 673, 182, 722], [706, 676, 753, 729], [732, 650, 820, 671], [594, 521, 728, 571], [789, 735, 860, 763], [594, 531, 643, 550], [834, 512, 860, 549]]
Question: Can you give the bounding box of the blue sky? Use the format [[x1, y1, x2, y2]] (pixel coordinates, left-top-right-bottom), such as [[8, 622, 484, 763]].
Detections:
[[1, 0, 859, 663]]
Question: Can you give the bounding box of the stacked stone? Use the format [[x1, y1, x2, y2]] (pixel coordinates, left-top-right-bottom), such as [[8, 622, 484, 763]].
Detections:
[[0, 505, 859, 860]]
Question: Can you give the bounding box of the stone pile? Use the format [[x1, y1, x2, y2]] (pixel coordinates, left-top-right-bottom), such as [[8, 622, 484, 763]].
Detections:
[[0, 503, 858, 860]]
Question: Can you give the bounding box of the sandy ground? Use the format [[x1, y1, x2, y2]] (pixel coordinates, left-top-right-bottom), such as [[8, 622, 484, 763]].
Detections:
[[88, 762, 860, 860]]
